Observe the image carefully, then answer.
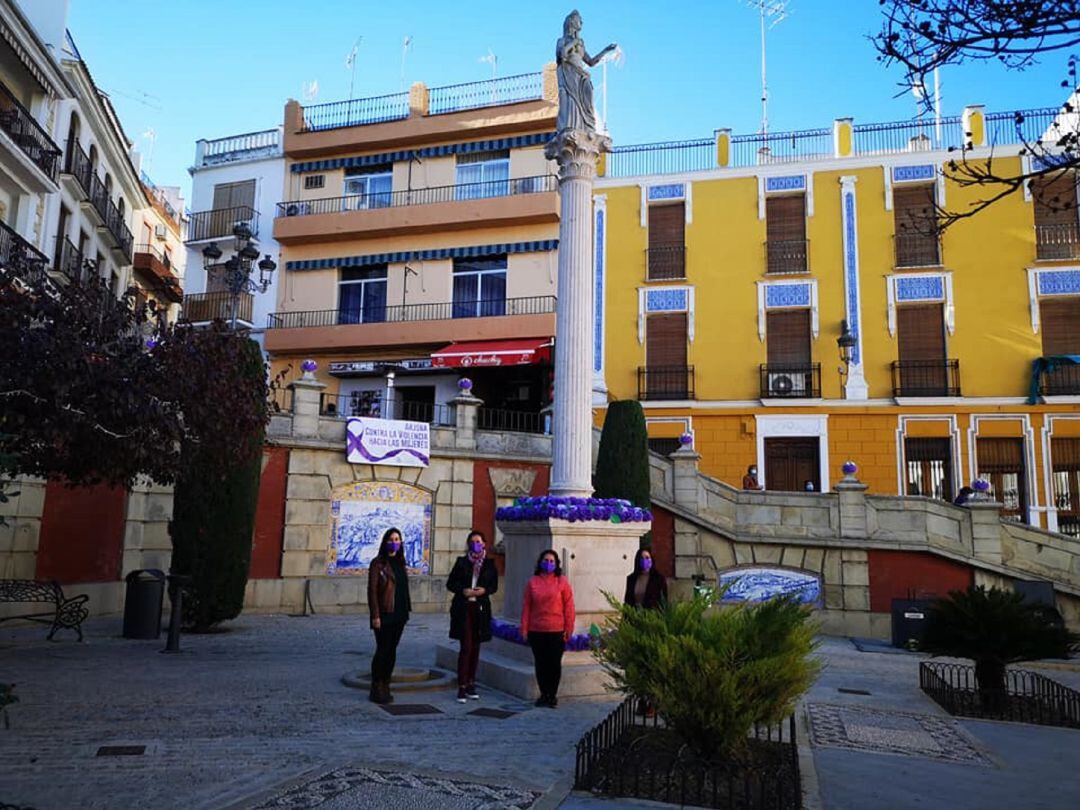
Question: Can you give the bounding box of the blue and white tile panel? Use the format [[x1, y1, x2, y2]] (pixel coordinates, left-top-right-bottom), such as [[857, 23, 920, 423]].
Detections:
[[757, 280, 819, 342], [887, 272, 954, 336], [758, 172, 813, 218], [641, 182, 692, 227], [892, 164, 936, 183], [593, 197, 606, 376], [647, 183, 685, 201], [1027, 267, 1080, 333], [638, 286, 695, 344], [765, 175, 806, 193]]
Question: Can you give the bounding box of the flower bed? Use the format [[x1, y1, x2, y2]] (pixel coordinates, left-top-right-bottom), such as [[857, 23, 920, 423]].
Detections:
[[490, 617, 597, 652], [495, 496, 652, 524]]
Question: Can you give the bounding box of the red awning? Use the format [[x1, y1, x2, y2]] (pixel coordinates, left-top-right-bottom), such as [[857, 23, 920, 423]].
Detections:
[[430, 338, 552, 369]]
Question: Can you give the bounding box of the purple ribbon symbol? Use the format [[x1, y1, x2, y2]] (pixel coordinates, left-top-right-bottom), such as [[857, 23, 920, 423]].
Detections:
[[347, 423, 429, 466]]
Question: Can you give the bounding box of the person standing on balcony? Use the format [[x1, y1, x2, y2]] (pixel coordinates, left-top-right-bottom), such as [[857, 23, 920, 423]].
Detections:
[[446, 530, 499, 703], [367, 527, 411, 704], [520, 549, 575, 708]]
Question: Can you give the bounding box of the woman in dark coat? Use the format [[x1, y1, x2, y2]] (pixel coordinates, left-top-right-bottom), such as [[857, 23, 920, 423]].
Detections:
[[623, 547, 668, 609], [446, 530, 499, 703], [367, 527, 411, 705]]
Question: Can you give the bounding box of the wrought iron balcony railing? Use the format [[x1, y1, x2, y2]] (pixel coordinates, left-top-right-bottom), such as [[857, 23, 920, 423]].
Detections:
[[1039, 361, 1080, 396], [637, 365, 695, 401], [275, 175, 556, 218], [55, 236, 85, 280], [646, 244, 686, 281], [1035, 222, 1080, 261], [186, 206, 259, 243], [301, 92, 411, 132], [428, 72, 544, 115], [894, 232, 942, 268], [765, 239, 809, 275], [0, 218, 48, 279], [476, 406, 548, 435], [0, 80, 61, 182], [182, 291, 253, 324], [267, 295, 556, 329], [892, 359, 961, 397], [760, 363, 821, 398]]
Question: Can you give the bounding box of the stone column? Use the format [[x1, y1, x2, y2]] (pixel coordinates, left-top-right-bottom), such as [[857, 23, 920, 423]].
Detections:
[[291, 366, 326, 439], [452, 389, 483, 450], [969, 501, 1004, 565], [836, 479, 869, 540], [671, 444, 703, 512], [545, 129, 611, 498]]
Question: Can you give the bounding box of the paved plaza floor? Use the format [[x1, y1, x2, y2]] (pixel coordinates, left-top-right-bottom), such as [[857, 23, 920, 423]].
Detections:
[[1, 613, 1078, 809]]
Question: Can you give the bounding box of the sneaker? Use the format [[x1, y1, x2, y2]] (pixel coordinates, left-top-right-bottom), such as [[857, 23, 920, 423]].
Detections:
[[457, 689, 468, 704], [466, 687, 480, 700]]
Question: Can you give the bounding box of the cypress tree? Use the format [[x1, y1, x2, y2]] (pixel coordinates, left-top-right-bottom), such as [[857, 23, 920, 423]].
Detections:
[[593, 400, 651, 511]]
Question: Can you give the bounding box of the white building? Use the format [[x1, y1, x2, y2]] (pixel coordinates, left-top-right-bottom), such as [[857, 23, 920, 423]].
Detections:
[[183, 128, 284, 347]]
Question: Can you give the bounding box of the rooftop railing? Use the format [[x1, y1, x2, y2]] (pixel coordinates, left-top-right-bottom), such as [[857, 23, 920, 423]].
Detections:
[[731, 128, 833, 165], [300, 92, 411, 132], [604, 138, 714, 178], [196, 128, 282, 167], [428, 72, 544, 115]]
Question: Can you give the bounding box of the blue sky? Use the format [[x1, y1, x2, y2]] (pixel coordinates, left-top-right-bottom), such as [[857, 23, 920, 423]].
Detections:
[[68, 0, 1068, 203]]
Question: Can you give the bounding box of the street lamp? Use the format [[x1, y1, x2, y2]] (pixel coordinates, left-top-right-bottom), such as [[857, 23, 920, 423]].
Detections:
[[837, 319, 857, 382], [201, 222, 277, 330]]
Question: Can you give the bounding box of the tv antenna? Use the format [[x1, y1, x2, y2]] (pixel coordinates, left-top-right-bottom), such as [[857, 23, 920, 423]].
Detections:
[[301, 80, 319, 104], [401, 36, 413, 91], [743, 1, 790, 137]]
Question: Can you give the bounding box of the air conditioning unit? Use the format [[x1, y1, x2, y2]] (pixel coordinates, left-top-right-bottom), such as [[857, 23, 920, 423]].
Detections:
[[153, 224, 167, 240], [767, 371, 806, 397]]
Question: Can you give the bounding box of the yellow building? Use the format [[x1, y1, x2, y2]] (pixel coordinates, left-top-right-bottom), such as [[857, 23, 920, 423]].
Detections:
[[595, 106, 1080, 535], [267, 68, 561, 428]]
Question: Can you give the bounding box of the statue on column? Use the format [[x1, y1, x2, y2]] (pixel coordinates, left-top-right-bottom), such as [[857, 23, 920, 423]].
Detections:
[[554, 10, 617, 136]]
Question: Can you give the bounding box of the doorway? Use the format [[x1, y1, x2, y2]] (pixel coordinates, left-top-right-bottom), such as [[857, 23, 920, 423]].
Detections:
[[764, 437, 820, 492]]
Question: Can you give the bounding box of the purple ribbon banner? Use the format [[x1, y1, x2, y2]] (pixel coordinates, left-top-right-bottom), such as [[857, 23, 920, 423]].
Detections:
[[346, 419, 430, 467]]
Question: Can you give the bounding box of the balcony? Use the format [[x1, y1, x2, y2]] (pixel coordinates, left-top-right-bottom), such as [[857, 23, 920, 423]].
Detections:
[[765, 239, 809, 275], [186, 206, 259, 243], [1035, 223, 1080, 261], [100, 197, 133, 263], [0, 218, 48, 280], [133, 243, 182, 303], [646, 244, 686, 281], [894, 232, 942, 268], [181, 291, 253, 326], [1039, 362, 1080, 397], [760, 363, 821, 398], [0, 80, 61, 189], [637, 365, 695, 401], [264, 295, 556, 354], [891, 359, 961, 398], [273, 175, 558, 244], [55, 236, 89, 282]]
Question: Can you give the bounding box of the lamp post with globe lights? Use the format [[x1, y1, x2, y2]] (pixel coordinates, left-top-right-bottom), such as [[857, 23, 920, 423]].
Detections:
[[201, 222, 277, 331]]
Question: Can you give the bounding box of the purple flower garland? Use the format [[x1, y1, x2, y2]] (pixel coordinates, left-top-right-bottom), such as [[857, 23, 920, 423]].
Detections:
[[495, 495, 652, 524], [489, 618, 597, 652]]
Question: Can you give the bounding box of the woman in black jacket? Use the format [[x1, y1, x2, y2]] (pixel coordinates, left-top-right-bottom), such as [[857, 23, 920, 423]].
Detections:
[[446, 530, 499, 703], [624, 548, 668, 609]]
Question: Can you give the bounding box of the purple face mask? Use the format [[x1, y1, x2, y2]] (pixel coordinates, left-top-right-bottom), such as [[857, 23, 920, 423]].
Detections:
[[640, 557, 653, 571], [470, 541, 484, 554], [386, 540, 401, 554], [540, 559, 556, 573]]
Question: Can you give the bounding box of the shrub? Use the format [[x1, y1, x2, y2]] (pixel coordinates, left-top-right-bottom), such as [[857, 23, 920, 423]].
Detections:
[[169, 337, 266, 631], [596, 590, 821, 760], [593, 400, 651, 512], [922, 586, 1079, 704]]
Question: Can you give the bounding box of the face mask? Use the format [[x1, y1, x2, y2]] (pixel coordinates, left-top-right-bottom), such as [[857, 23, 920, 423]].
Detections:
[[470, 541, 484, 553], [540, 559, 556, 573], [749, 468, 757, 476], [641, 557, 653, 571], [386, 540, 401, 554]]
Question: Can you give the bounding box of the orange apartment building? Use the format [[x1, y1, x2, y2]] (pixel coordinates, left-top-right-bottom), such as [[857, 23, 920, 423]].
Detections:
[[267, 68, 562, 431]]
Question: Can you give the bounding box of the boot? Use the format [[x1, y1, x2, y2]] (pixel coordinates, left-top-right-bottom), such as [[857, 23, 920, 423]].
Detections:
[[382, 679, 395, 704], [369, 679, 383, 704]]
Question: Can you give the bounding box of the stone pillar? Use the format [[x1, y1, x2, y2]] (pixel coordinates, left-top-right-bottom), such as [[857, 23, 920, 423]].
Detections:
[[408, 82, 429, 117], [384, 370, 396, 420], [291, 366, 325, 439], [833, 117, 854, 158], [836, 467, 869, 540], [962, 105, 986, 148], [452, 391, 483, 450], [671, 444, 702, 512], [969, 501, 1004, 565], [545, 128, 611, 498], [714, 128, 732, 168]]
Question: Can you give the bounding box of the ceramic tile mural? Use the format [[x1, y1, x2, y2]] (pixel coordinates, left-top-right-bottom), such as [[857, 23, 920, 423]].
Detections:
[[328, 481, 432, 575], [717, 566, 822, 605], [765, 175, 806, 192], [647, 183, 685, 201]]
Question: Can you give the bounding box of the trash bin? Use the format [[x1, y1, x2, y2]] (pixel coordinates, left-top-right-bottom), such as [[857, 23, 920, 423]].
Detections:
[[123, 569, 165, 639], [890, 598, 933, 650]]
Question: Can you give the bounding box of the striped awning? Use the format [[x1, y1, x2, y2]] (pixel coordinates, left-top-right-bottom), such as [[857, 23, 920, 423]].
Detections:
[[285, 239, 558, 271], [0, 17, 57, 96], [290, 132, 554, 174]]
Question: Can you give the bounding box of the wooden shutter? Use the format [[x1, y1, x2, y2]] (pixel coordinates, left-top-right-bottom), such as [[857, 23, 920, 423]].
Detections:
[[766, 195, 806, 242], [977, 437, 1023, 472], [897, 304, 945, 362], [648, 203, 684, 247], [894, 185, 936, 232], [1033, 174, 1079, 227], [646, 313, 688, 367], [1052, 437, 1080, 471], [1040, 298, 1080, 355], [212, 180, 256, 210], [766, 309, 810, 364]]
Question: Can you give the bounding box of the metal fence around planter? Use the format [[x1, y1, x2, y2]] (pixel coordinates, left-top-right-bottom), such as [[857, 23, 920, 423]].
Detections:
[[575, 697, 801, 809], [920, 661, 1080, 729]]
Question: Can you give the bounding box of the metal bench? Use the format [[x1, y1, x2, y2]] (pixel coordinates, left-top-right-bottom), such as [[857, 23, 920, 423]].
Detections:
[[0, 580, 89, 640]]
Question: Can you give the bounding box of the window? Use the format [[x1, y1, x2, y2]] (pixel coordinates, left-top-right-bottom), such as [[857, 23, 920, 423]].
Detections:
[[905, 437, 953, 501], [211, 179, 256, 211], [455, 151, 509, 199], [1033, 173, 1079, 260], [765, 195, 808, 274], [452, 256, 506, 318], [895, 303, 950, 396], [1039, 297, 1080, 394], [977, 437, 1028, 523], [337, 266, 387, 324], [55, 205, 71, 270], [344, 166, 392, 209], [764, 309, 814, 397], [894, 185, 940, 267], [643, 312, 689, 399], [304, 174, 326, 190], [1051, 437, 1080, 537], [647, 203, 685, 280]]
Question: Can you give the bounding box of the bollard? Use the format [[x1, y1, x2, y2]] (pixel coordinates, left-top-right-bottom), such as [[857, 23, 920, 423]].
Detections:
[[161, 573, 191, 654]]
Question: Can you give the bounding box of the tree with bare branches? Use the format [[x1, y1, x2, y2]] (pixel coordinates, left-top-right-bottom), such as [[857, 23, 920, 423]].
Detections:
[[874, 1, 1079, 226]]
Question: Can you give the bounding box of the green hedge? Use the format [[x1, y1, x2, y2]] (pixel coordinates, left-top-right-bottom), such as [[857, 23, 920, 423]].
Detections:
[[593, 400, 651, 510]]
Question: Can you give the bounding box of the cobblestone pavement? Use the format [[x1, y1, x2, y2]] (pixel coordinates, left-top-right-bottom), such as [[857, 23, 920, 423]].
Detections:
[[0, 614, 617, 809]]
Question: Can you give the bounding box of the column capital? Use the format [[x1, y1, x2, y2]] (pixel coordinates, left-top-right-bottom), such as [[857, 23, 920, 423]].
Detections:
[[545, 129, 612, 182]]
